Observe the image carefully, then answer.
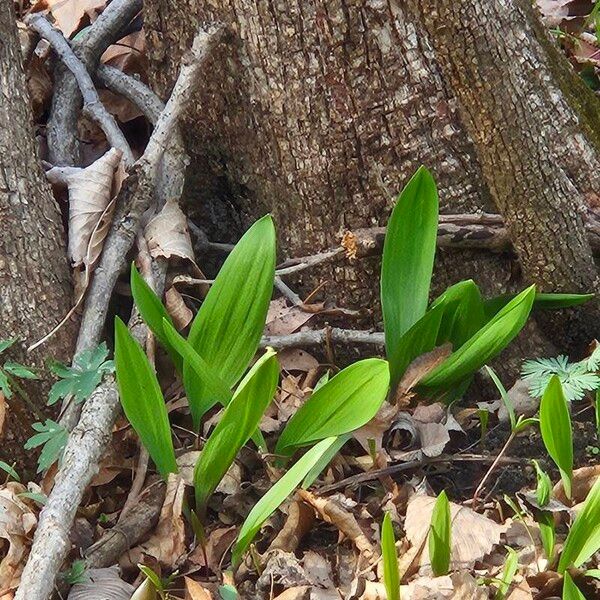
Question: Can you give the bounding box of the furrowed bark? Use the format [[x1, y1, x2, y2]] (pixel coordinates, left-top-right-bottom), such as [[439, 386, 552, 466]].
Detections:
[[0, 1, 75, 474], [412, 0, 600, 350]]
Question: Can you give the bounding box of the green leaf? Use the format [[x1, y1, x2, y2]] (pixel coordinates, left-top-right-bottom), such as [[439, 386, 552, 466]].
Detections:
[[486, 366, 516, 431], [428, 490, 451, 576], [0, 339, 17, 354], [562, 572, 586, 600], [24, 419, 68, 473], [532, 459, 552, 507], [3, 362, 37, 380], [302, 433, 351, 489], [494, 547, 518, 600], [219, 585, 239, 600], [596, 389, 600, 440], [538, 511, 555, 562], [559, 476, 600, 573], [18, 491, 47, 505], [420, 286, 535, 390], [232, 437, 338, 566], [381, 513, 401, 600], [0, 370, 12, 399], [131, 263, 182, 372], [275, 358, 390, 457], [388, 303, 445, 389], [381, 166, 438, 369], [114, 317, 177, 479], [432, 280, 485, 349], [484, 292, 593, 319], [185, 215, 276, 408], [162, 319, 232, 430], [194, 349, 278, 516], [48, 342, 114, 406], [539, 376, 573, 500], [0, 461, 19, 482]]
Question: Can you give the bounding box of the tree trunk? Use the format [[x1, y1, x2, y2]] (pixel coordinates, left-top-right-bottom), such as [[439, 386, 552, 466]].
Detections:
[[0, 1, 75, 473], [143, 0, 598, 365]]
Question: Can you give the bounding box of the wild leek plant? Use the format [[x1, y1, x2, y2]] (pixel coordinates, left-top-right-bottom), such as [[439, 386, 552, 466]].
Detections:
[[428, 490, 451, 576], [381, 513, 401, 600], [380, 166, 591, 400], [539, 376, 573, 500]]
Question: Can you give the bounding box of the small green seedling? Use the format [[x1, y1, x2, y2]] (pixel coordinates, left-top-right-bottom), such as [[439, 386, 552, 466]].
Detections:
[[532, 459, 555, 561], [381, 512, 401, 600], [539, 376, 573, 500], [494, 547, 518, 600], [24, 419, 68, 473], [0, 461, 19, 482], [428, 491, 451, 576], [0, 339, 38, 400], [64, 560, 88, 585]]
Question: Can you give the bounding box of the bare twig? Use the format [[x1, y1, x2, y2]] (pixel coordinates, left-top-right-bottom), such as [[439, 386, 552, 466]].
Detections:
[[25, 14, 135, 166], [260, 327, 385, 349], [47, 0, 142, 165]]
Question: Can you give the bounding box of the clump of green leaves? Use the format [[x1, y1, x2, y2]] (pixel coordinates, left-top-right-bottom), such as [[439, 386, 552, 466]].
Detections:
[[428, 490, 451, 576], [0, 338, 37, 399], [522, 345, 600, 401], [24, 419, 68, 473], [49, 342, 114, 406]]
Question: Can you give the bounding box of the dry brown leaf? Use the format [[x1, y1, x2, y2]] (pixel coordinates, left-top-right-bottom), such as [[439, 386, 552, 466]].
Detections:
[[265, 298, 314, 336], [269, 500, 315, 553], [279, 348, 320, 373], [124, 473, 186, 568], [0, 483, 38, 593], [101, 31, 146, 72], [188, 526, 237, 573], [30, 0, 106, 37], [184, 577, 213, 600], [405, 494, 505, 571], [554, 464, 600, 505], [145, 198, 196, 264], [27, 58, 53, 120], [273, 587, 339, 600], [46, 147, 122, 268], [176, 451, 242, 496], [396, 345, 452, 403], [66, 567, 134, 600], [165, 286, 193, 330], [506, 578, 535, 600], [298, 490, 376, 563], [536, 0, 577, 25]]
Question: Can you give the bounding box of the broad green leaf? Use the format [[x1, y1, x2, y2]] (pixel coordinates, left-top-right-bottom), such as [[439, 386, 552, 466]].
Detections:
[[559, 476, 600, 573], [24, 419, 68, 473], [483, 292, 593, 319], [428, 490, 451, 576], [275, 359, 390, 457], [48, 342, 114, 405], [562, 572, 586, 600], [114, 317, 177, 479], [381, 167, 438, 367], [162, 319, 232, 429], [432, 280, 485, 349], [232, 437, 337, 566], [420, 286, 535, 390], [388, 303, 445, 389], [495, 547, 518, 600], [131, 263, 182, 371], [185, 215, 276, 406], [194, 350, 278, 516], [381, 513, 401, 600], [540, 376, 573, 500]]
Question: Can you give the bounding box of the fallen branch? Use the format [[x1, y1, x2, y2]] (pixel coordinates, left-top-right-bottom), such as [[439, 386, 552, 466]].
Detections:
[[25, 14, 135, 166], [260, 327, 385, 349], [47, 0, 142, 165], [16, 28, 222, 600]]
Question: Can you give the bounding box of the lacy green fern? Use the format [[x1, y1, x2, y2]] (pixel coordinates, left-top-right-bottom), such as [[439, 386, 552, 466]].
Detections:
[[522, 345, 600, 401]]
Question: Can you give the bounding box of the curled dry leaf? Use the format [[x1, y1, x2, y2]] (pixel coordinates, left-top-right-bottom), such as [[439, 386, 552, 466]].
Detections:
[[30, 0, 106, 37], [395, 345, 452, 403], [184, 577, 213, 600], [189, 526, 237, 573], [298, 490, 376, 563], [268, 500, 315, 553], [144, 198, 197, 265], [66, 567, 134, 600], [45, 147, 123, 268], [0, 483, 38, 593], [405, 494, 505, 571], [553, 464, 600, 505], [123, 473, 186, 568], [165, 286, 193, 330], [265, 298, 315, 336]]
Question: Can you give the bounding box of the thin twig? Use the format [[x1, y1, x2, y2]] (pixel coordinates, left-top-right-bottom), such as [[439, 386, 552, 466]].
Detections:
[[25, 14, 135, 166], [260, 327, 384, 349]]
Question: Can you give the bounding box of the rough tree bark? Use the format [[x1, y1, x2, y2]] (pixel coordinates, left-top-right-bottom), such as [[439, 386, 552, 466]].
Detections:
[[0, 1, 75, 472], [144, 0, 598, 364]]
